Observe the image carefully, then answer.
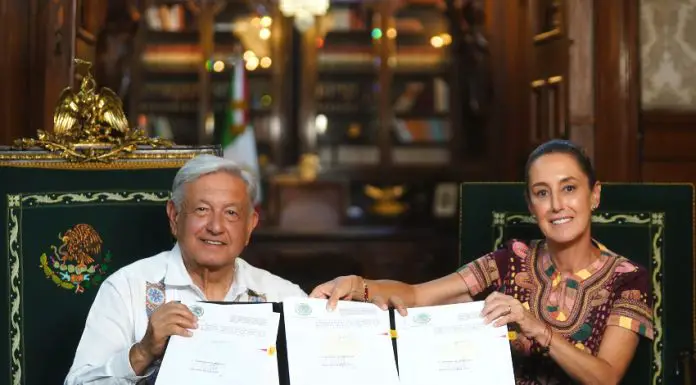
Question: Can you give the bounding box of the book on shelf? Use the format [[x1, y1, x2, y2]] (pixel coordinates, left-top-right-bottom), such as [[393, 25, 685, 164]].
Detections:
[[142, 44, 202, 70], [324, 6, 367, 32], [393, 119, 450, 144], [145, 4, 187, 32], [433, 77, 449, 113], [393, 146, 450, 165], [140, 101, 199, 113], [142, 82, 199, 100]]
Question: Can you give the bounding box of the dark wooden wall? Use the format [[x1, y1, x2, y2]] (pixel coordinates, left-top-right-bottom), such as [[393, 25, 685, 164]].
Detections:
[[594, 0, 641, 183], [0, 0, 43, 145], [0, 0, 110, 146], [587, 0, 696, 190], [606, 0, 696, 189], [484, 0, 528, 180], [484, 0, 643, 183], [642, 111, 696, 184]]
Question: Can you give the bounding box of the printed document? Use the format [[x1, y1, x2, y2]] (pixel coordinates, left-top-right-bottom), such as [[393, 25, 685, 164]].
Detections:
[[394, 301, 516, 385], [155, 301, 280, 385], [282, 297, 400, 385]]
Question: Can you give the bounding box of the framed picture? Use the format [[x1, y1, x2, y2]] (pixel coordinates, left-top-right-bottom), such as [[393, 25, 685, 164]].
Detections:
[[433, 182, 458, 218]]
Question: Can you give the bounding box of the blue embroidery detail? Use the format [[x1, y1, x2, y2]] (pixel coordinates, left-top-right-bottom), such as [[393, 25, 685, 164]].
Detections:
[[140, 281, 166, 384], [145, 279, 165, 318], [147, 287, 164, 305], [246, 289, 267, 303]]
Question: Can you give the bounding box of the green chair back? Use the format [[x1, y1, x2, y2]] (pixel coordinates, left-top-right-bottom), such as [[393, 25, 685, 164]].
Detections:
[[0, 146, 219, 385]]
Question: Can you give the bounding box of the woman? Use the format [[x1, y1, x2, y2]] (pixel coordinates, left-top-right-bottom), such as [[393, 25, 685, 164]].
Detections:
[[310, 139, 653, 385]]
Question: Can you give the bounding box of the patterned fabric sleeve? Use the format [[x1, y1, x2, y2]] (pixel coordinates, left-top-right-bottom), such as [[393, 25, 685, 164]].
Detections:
[[607, 263, 654, 340], [455, 243, 513, 297]]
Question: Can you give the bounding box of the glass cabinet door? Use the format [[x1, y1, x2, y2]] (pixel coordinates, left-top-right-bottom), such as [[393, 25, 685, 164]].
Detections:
[[136, 2, 202, 144], [385, 0, 452, 167], [312, 1, 381, 169]]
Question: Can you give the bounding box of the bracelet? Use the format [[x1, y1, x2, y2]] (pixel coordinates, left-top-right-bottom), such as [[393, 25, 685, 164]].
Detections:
[[542, 324, 553, 350], [362, 278, 369, 302]]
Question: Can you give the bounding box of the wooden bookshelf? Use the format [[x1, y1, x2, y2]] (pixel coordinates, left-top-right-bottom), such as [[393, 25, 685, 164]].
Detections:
[[299, 0, 478, 175], [129, 0, 287, 171]]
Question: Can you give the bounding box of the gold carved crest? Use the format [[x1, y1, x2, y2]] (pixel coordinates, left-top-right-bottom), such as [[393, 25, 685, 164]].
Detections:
[[14, 58, 172, 162], [364, 185, 408, 216]]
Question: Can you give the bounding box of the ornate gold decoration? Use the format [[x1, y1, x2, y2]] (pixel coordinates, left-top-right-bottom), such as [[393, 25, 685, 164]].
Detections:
[[364, 185, 408, 216], [347, 123, 362, 138], [0, 146, 219, 170], [298, 153, 320, 181], [13, 58, 172, 162]]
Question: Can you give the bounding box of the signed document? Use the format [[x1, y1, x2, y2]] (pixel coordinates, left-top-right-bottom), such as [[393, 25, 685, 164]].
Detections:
[[282, 297, 400, 385], [394, 301, 515, 385], [155, 302, 280, 385]]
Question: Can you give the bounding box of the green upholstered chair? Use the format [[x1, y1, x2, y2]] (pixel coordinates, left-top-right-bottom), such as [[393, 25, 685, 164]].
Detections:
[[0, 145, 219, 385], [458, 182, 694, 385]]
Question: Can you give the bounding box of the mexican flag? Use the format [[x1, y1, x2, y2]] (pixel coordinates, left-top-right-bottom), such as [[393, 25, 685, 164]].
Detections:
[[221, 54, 261, 205]]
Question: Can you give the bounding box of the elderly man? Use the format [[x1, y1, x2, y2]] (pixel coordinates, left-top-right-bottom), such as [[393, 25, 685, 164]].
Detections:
[[65, 154, 306, 384]]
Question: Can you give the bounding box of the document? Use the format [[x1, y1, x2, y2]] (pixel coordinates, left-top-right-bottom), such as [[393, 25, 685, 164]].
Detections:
[[155, 301, 280, 385], [394, 301, 516, 385], [282, 297, 400, 385]]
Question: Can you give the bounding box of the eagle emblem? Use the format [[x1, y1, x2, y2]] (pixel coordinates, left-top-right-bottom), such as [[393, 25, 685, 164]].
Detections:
[[39, 223, 112, 293], [13, 58, 172, 162], [363, 184, 408, 216], [53, 71, 130, 140]]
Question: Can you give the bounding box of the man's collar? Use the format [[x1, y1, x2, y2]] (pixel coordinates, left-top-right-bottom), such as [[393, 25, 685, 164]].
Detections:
[[164, 243, 193, 286], [164, 243, 249, 299]]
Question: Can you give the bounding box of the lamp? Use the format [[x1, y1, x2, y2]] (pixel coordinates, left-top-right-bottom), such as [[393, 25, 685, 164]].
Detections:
[[279, 0, 330, 32]]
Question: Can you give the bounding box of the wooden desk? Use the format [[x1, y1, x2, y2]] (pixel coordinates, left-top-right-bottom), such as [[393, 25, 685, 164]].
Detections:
[[243, 225, 459, 294]]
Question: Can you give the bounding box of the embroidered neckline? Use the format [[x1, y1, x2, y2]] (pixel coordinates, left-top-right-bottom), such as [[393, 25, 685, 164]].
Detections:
[[539, 240, 609, 284], [529, 239, 619, 333]]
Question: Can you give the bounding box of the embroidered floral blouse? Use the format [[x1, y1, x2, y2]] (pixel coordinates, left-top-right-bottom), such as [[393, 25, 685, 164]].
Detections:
[[457, 239, 654, 385]]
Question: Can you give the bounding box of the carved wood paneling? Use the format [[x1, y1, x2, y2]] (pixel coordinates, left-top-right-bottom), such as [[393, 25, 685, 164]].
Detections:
[[526, 0, 569, 160], [45, 0, 76, 134], [642, 110, 696, 183], [529, 75, 566, 144], [0, 0, 32, 145], [566, 0, 593, 159], [0, 0, 60, 143], [593, 0, 640, 182], [547, 76, 565, 138], [487, 0, 529, 180]]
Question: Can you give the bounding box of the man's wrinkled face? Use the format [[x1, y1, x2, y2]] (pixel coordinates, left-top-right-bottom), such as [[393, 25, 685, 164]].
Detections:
[[166, 172, 258, 269]]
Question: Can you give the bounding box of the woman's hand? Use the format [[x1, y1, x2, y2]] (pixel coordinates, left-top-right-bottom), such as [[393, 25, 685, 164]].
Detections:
[[370, 295, 408, 315], [481, 291, 547, 341], [310, 276, 409, 314], [310, 275, 365, 309]]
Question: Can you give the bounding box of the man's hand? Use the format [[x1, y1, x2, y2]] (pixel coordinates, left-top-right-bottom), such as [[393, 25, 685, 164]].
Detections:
[[129, 302, 198, 375]]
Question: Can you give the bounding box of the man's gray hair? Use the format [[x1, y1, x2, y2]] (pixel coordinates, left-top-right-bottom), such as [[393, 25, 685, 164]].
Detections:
[[171, 154, 259, 212]]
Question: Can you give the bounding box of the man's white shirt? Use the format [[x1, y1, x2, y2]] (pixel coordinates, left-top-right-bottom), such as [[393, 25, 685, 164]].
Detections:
[[64, 243, 307, 384]]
